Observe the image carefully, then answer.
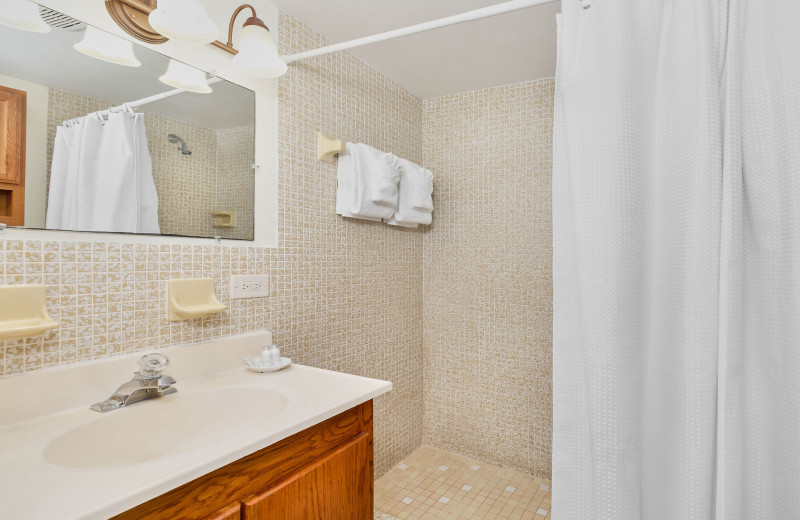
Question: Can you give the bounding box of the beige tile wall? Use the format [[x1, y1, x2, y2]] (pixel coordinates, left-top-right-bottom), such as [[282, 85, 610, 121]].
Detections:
[[214, 125, 255, 240], [1, 13, 424, 478], [146, 115, 218, 238], [421, 78, 555, 478]]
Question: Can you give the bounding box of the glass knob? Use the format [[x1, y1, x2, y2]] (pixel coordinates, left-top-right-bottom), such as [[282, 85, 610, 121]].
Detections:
[[137, 353, 170, 379]]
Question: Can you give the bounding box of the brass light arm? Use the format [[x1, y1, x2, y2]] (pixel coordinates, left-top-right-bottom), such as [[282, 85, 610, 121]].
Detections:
[[211, 4, 266, 56], [105, 0, 262, 55]]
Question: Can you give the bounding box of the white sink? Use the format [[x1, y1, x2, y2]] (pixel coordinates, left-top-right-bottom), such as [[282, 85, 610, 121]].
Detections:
[[0, 332, 391, 520], [44, 386, 288, 468]]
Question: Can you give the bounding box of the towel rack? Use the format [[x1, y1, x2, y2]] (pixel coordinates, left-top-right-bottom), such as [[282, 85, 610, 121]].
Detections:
[[318, 131, 346, 163]]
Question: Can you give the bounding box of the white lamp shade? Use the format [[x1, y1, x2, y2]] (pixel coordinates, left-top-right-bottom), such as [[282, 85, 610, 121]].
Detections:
[[159, 59, 212, 93], [74, 26, 141, 67], [0, 0, 50, 33], [149, 0, 218, 44], [232, 24, 288, 79]]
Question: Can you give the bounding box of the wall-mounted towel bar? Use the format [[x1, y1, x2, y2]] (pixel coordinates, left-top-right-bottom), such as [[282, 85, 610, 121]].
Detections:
[[319, 132, 347, 163]]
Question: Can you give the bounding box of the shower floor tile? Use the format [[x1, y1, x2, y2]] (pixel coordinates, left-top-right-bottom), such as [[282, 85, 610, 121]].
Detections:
[[375, 446, 552, 520]]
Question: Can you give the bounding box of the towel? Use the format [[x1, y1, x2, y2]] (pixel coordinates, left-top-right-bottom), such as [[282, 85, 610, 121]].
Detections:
[[371, 152, 401, 206], [409, 166, 434, 212], [385, 158, 433, 226], [336, 144, 381, 221], [384, 216, 420, 228], [349, 143, 397, 219]]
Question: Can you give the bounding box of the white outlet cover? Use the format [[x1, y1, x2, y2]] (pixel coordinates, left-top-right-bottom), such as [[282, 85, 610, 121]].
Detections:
[[230, 275, 270, 299]]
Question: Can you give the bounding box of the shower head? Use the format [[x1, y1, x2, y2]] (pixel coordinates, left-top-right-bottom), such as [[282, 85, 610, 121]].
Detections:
[[167, 134, 192, 155]]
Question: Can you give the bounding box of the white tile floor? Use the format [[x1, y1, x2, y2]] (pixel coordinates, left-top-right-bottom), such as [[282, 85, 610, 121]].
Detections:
[[374, 446, 552, 520]]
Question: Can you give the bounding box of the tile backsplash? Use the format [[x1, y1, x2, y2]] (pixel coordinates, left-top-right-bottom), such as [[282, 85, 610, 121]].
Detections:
[[0, 12, 424, 478]]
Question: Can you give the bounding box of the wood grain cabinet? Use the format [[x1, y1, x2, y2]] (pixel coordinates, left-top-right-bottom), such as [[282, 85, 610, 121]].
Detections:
[[113, 401, 374, 520], [0, 85, 26, 227]]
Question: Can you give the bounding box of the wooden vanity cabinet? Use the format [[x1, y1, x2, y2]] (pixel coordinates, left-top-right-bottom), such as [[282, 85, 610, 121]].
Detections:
[[0, 85, 26, 227], [112, 401, 374, 520]]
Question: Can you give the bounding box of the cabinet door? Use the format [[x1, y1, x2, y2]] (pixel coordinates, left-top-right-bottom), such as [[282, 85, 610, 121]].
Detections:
[[0, 85, 26, 226], [242, 433, 371, 520], [208, 503, 241, 520]]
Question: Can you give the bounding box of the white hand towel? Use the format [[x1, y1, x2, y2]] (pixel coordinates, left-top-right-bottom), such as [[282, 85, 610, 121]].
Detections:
[[336, 145, 381, 221], [386, 158, 433, 226], [370, 152, 401, 206], [411, 168, 434, 212], [384, 216, 420, 228], [350, 143, 396, 219]]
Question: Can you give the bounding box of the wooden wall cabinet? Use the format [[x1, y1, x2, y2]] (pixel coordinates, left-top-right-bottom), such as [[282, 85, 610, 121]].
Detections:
[[0, 85, 26, 227], [112, 401, 374, 520]]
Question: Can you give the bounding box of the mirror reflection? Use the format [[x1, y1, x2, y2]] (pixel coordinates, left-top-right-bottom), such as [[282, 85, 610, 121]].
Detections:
[[0, 6, 256, 240]]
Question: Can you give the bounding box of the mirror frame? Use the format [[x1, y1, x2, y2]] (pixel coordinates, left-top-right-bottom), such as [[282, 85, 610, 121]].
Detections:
[[3, 0, 279, 248]]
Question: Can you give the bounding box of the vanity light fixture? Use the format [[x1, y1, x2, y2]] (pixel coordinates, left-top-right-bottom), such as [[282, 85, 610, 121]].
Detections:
[[159, 59, 213, 93], [0, 0, 51, 33], [215, 4, 287, 78], [148, 0, 218, 44], [104, 1, 287, 78], [74, 25, 141, 67]]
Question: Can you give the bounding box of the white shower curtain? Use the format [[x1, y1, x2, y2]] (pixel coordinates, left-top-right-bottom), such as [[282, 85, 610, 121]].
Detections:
[[46, 107, 160, 234], [553, 1, 800, 519]]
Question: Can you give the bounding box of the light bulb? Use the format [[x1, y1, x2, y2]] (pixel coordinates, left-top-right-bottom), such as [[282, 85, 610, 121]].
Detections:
[[149, 0, 218, 44], [231, 18, 287, 79], [74, 26, 141, 67], [0, 0, 50, 33], [159, 59, 213, 93]]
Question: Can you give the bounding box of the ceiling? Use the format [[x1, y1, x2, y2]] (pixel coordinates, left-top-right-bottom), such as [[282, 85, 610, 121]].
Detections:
[[0, 22, 254, 130], [271, 0, 560, 99]]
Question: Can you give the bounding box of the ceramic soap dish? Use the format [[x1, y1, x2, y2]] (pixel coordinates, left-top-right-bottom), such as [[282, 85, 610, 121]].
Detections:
[[243, 356, 292, 373]]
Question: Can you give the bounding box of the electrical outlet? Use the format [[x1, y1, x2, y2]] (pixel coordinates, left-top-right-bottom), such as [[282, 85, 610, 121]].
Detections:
[[230, 275, 270, 299]]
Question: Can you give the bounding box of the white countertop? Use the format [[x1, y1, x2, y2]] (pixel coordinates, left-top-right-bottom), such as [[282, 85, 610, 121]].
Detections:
[[0, 332, 392, 520]]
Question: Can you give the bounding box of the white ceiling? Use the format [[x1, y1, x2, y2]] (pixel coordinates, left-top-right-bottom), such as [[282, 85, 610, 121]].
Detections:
[[0, 23, 254, 130], [271, 0, 560, 99]]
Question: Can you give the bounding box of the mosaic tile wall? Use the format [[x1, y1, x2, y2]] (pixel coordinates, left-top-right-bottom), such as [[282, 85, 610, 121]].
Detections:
[[147, 115, 217, 238], [214, 125, 255, 240], [275, 14, 424, 477], [46, 88, 254, 239], [0, 13, 424, 478], [421, 79, 555, 478]]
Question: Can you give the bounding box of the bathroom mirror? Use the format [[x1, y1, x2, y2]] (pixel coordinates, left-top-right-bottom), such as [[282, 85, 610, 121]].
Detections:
[[0, 7, 256, 240]]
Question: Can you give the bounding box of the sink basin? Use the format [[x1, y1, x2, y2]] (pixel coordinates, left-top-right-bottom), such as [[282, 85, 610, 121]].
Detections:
[[44, 387, 288, 468]]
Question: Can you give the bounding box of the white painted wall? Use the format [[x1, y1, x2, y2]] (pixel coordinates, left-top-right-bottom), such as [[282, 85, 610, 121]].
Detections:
[[5, 0, 280, 248], [0, 73, 48, 228]]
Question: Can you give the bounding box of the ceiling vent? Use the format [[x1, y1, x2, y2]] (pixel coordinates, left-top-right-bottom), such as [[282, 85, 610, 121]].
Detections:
[[39, 7, 85, 31]]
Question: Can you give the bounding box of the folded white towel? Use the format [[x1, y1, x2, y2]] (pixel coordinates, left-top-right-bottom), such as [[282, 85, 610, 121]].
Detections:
[[386, 158, 433, 226], [371, 152, 401, 206], [384, 216, 420, 228], [408, 165, 434, 212], [336, 145, 382, 221], [349, 143, 396, 219]]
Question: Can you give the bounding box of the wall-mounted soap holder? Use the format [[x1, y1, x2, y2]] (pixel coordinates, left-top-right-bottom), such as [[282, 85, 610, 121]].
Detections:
[[0, 284, 59, 340], [211, 210, 236, 229], [167, 279, 228, 322]]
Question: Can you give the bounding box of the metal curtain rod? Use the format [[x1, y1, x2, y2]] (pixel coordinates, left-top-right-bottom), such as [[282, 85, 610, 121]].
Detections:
[[281, 0, 558, 64]]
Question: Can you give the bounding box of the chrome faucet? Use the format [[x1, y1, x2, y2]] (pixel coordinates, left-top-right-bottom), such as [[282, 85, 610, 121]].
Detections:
[[90, 353, 177, 412]]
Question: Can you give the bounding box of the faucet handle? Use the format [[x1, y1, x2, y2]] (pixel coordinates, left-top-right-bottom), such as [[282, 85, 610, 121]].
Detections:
[[137, 353, 170, 380]]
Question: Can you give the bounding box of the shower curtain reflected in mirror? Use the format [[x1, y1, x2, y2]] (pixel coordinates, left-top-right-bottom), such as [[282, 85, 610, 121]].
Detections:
[[46, 105, 160, 234], [553, 0, 800, 518]]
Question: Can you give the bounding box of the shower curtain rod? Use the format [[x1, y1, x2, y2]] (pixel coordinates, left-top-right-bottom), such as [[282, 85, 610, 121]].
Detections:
[[281, 0, 559, 64], [90, 76, 225, 120], [125, 76, 224, 109]]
